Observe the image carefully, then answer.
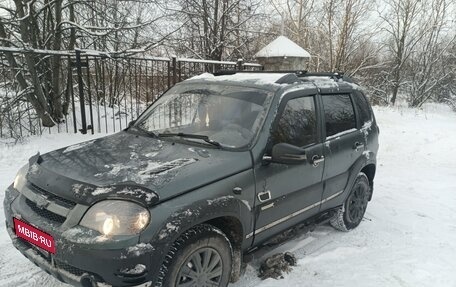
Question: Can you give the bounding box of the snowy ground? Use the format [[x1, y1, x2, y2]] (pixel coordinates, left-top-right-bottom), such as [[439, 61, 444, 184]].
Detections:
[[1, 104, 456, 287]]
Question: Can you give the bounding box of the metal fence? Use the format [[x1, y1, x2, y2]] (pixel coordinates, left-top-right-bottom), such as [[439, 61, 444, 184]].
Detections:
[[0, 48, 262, 140]]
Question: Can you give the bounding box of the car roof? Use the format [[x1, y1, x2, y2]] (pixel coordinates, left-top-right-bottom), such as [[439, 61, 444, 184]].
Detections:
[[184, 71, 362, 93], [183, 72, 286, 91]]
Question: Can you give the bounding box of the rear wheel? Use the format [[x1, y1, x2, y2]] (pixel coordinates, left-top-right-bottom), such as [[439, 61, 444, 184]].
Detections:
[[330, 172, 371, 231], [158, 224, 232, 287]]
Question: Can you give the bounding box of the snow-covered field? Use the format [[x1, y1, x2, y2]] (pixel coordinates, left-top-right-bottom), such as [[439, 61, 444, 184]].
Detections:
[[1, 104, 456, 287]]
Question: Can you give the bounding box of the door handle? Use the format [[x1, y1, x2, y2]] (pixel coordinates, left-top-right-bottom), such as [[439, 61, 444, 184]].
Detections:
[[258, 190, 272, 203], [311, 155, 325, 167], [353, 142, 365, 151]]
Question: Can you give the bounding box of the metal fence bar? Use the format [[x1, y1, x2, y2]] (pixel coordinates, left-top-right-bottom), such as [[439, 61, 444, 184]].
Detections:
[[129, 59, 134, 126], [117, 60, 122, 131], [150, 62, 156, 102], [94, 57, 102, 133], [75, 50, 87, 134], [172, 56, 176, 85], [85, 55, 94, 135], [101, 59, 108, 133], [123, 62, 128, 127], [167, 61, 171, 89], [69, 56, 77, 134], [135, 59, 139, 118], [145, 61, 149, 105]]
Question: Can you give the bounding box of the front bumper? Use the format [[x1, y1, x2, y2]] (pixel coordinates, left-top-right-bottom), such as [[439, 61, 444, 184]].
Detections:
[[3, 185, 161, 287]]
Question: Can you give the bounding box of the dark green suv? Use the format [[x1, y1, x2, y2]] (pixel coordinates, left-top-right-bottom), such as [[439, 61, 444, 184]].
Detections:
[[3, 71, 378, 287]]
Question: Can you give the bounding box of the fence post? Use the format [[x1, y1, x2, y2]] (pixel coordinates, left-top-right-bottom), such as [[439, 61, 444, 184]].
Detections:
[[237, 58, 244, 70], [172, 56, 177, 85], [85, 55, 94, 134], [68, 55, 77, 134], [178, 60, 182, 82], [75, 50, 87, 134], [167, 61, 171, 89]]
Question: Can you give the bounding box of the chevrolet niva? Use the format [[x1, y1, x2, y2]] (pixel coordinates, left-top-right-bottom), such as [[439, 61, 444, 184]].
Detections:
[[4, 71, 379, 287]]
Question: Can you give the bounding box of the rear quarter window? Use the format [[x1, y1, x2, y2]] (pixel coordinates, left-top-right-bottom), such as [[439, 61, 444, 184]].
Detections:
[[353, 91, 372, 126], [322, 94, 356, 137]]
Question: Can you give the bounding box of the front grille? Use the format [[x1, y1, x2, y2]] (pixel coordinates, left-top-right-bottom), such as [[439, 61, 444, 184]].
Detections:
[[21, 241, 88, 278], [32, 244, 52, 263], [17, 237, 104, 283], [55, 260, 85, 276], [18, 239, 52, 264], [26, 199, 66, 224], [30, 183, 76, 208], [18, 237, 33, 249]]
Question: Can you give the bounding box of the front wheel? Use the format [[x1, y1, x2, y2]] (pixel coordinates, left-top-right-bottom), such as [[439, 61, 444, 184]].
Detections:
[[158, 224, 232, 287], [330, 172, 371, 231]]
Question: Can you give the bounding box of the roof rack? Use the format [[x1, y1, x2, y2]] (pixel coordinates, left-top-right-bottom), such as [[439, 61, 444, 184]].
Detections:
[[299, 72, 355, 83], [212, 70, 307, 76], [212, 70, 354, 84]]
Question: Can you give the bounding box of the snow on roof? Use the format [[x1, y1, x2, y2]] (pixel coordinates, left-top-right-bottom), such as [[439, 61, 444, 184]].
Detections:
[[302, 76, 339, 89], [187, 72, 288, 86], [254, 36, 311, 58], [187, 72, 362, 90]]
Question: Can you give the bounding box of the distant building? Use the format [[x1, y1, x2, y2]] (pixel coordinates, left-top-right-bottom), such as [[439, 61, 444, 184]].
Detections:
[[254, 36, 311, 70]]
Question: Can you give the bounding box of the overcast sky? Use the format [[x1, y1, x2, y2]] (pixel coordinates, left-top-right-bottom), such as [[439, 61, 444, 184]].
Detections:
[[0, 0, 454, 43]]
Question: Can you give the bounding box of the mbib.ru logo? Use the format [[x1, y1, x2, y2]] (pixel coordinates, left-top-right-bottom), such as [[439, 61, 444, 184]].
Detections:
[[13, 218, 55, 254]]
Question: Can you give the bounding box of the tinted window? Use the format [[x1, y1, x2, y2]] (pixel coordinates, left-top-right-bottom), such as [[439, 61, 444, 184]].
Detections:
[[322, 94, 356, 137], [272, 96, 317, 147], [353, 92, 371, 125]]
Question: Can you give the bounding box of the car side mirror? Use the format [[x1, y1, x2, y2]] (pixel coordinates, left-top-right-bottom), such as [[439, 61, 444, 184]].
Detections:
[[269, 143, 307, 164], [128, 120, 136, 127]]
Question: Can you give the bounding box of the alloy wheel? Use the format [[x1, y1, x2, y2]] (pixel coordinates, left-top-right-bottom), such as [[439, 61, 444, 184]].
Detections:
[[176, 247, 223, 287], [347, 183, 369, 224]]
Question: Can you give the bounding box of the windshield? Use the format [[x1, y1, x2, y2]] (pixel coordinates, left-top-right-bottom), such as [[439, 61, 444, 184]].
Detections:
[[135, 83, 273, 148]]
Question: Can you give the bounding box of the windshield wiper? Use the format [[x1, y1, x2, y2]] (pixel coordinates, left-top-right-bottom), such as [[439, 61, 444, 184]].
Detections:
[[128, 125, 157, 138], [158, 133, 222, 148]]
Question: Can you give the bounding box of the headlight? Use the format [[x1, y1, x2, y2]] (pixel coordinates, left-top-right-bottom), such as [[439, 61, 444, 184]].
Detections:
[[80, 200, 150, 236], [13, 164, 29, 191]]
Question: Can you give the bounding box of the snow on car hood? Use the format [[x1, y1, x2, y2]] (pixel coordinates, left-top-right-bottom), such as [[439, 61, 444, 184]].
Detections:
[[25, 131, 252, 205]]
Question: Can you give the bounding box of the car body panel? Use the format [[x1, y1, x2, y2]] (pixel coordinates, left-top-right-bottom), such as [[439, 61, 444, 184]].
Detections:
[[321, 129, 366, 201], [251, 89, 325, 244], [28, 131, 252, 205]]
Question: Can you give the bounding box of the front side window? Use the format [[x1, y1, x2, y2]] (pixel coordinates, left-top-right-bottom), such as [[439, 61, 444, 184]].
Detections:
[[134, 83, 273, 148], [322, 94, 356, 137], [272, 96, 317, 147]]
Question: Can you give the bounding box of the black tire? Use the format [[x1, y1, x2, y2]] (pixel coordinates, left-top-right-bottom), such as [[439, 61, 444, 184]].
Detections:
[[157, 224, 232, 287], [330, 172, 371, 231]]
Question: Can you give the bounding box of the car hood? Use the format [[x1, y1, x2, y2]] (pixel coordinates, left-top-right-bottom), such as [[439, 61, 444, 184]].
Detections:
[[26, 132, 252, 206]]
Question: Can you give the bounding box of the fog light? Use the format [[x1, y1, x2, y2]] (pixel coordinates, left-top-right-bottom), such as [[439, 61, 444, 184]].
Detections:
[[119, 264, 147, 276]]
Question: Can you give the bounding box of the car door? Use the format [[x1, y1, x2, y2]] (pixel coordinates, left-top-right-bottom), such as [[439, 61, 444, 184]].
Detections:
[[320, 93, 365, 210], [252, 92, 325, 245]]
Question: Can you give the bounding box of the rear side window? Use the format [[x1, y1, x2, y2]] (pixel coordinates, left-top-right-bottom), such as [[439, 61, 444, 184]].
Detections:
[[322, 94, 356, 137], [353, 92, 372, 125], [272, 96, 317, 147]]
